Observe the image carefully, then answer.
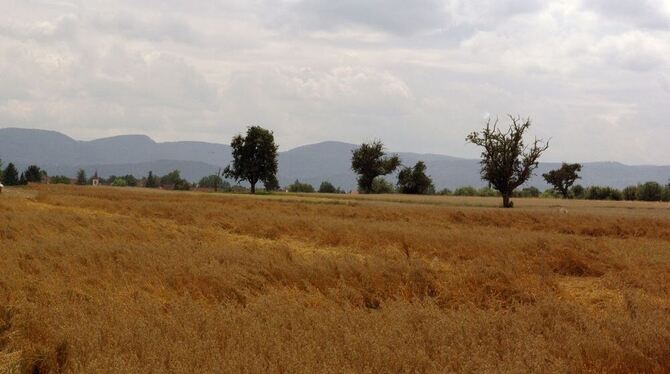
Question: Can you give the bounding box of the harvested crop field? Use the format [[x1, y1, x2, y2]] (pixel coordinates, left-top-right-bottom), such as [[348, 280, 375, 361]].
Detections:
[[1, 185, 669, 373]]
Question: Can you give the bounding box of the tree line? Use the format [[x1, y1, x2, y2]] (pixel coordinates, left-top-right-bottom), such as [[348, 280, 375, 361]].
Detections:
[[2, 117, 669, 208]]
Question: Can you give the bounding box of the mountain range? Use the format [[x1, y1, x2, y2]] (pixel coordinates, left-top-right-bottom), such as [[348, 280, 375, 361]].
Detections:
[[1, 127, 668, 191]]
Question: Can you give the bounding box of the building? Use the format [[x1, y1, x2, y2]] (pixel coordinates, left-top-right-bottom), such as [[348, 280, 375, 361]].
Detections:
[[92, 170, 100, 186]]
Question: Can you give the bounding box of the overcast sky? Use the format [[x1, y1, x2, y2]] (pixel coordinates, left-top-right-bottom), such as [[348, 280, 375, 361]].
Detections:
[[1, 0, 669, 164]]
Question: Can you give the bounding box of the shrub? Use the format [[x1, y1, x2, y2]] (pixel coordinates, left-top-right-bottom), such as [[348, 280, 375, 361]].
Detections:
[[50, 175, 71, 184], [318, 181, 338, 194], [570, 184, 585, 199], [477, 187, 498, 197], [370, 177, 394, 194], [453, 186, 477, 196], [515, 186, 540, 198], [585, 186, 622, 200], [111, 178, 128, 187], [637, 182, 663, 201], [438, 188, 452, 196], [622, 186, 638, 201], [288, 180, 315, 193]]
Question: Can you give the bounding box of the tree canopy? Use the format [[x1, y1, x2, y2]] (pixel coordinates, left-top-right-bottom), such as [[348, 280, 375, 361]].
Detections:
[[351, 141, 400, 194], [397, 161, 434, 194], [3, 163, 20, 186], [542, 163, 582, 198], [466, 115, 548, 208], [224, 126, 278, 194]]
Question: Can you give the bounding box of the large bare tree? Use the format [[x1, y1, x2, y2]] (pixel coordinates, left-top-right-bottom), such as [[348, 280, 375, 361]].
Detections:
[[466, 115, 549, 208]]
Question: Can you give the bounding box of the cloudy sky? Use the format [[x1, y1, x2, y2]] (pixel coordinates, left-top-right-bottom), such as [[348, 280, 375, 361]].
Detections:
[[1, 0, 669, 164]]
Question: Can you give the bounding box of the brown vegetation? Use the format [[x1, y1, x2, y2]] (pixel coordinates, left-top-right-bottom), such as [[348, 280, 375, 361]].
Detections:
[[1, 185, 669, 373]]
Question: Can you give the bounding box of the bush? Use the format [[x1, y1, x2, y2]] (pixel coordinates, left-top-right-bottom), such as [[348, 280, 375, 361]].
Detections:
[[318, 181, 340, 194], [453, 186, 477, 196], [50, 175, 71, 184], [541, 189, 557, 198], [111, 178, 128, 187], [478, 187, 498, 197], [637, 182, 663, 201], [288, 180, 315, 193], [585, 186, 621, 200], [570, 184, 585, 199], [438, 188, 452, 196], [515, 186, 540, 198], [370, 177, 394, 194], [622, 186, 638, 201]]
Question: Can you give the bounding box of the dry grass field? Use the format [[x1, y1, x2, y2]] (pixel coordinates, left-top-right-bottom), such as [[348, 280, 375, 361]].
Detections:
[[1, 185, 670, 373]]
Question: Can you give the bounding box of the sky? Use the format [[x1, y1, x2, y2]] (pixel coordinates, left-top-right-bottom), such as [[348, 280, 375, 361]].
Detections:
[[1, 0, 669, 164]]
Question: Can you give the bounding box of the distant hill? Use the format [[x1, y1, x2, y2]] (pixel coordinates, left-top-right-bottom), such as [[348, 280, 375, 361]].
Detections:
[[1, 127, 669, 190]]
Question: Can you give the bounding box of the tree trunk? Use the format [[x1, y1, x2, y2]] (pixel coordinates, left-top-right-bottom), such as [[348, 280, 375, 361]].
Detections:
[[502, 193, 513, 208], [250, 182, 256, 194]]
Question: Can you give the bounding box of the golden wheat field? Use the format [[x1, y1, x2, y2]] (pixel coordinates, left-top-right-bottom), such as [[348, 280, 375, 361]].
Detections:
[[1, 185, 669, 373]]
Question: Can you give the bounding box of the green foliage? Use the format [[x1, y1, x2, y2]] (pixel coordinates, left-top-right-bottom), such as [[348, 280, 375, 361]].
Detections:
[[50, 175, 71, 184], [477, 186, 498, 197], [24, 165, 43, 183], [351, 141, 400, 194], [438, 188, 452, 196], [397, 161, 434, 195], [145, 171, 158, 188], [76, 169, 87, 185], [263, 175, 280, 192], [541, 189, 557, 198], [199, 174, 224, 189], [637, 181, 663, 201], [18, 172, 27, 185], [111, 178, 128, 187], [224, 126, 279, 194], [515, 186, 540, 198], [318, 181, 341, 194], [288, 180, 315, 193], [453, 186, 477, 196], [160, 170, 190, 190], [585, 186, 621, 200], [570, 184, 585, 199], [543, 163, 582, 198], [466, 115, 549, 208], [622, 186, 638, 201], [371, 177, 394, 194], [2, 163, 20, 186]]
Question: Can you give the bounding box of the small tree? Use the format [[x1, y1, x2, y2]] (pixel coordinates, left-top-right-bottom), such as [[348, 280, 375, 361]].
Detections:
[[466, 116, 549, 208], [570, 184, 585, 199], [542, 163, 582, 199], [111, 178, 128, 187], [263, 175, 280, 192], [638, 181, 663, 201], [318, 181, 338, 193], [397, 161, 434, 194], [3, 163, 20, 186], [199, 174, 224, 189], [371, 177, 394, 194], [50, 175, 71, 184], [76, 169, 87, 185], [622, 185, 638, 201], [145, 171, 158, 188], [288, 180, 315, 193], [24, 165, 43, 183], [351, 141, 400, 194], [224, 126, 279, 194]]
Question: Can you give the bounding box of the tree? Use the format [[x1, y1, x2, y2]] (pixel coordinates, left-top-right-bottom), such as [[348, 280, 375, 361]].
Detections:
[[111, 178, 128, 187], [223, 126, 279, 194], [160, 170, 190, 190], [397, 161, 434, 194], [50, 175, 71, 184], [466, 116, 549, 208], [318, 181, 338, 193], [24, 165, 43, 183], [199, 174, 224, 189], [3, 163, 20, 186], [542, 163, 582, 199], [263, 175, 280, 192], [288, 180, 315, 193], [145, 171, 158, 188], [371, 177, 394, 194], [76, 169, 87, 185], [351, 141, 400, 194], [18, 172, 27, 185], [622, 185, 638, 201], [638, 181, 663, 201]]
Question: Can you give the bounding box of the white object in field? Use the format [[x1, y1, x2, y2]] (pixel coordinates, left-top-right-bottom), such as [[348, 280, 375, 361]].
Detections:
[[559, 207, 569, 214], [0, 183, 3, 193]]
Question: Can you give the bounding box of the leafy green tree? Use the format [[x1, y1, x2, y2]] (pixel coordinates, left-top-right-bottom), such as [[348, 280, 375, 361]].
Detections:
[[351, 141, 400, 194], [318, 181, 338, 193], [199, 174, 224, 189], [288, 180, 315, 193], [24, 165, 43, 183], [397, 161, 434, 195], [570, 184, 585, 199], [371, 177, 394, 194], [622, 185, 638, 201], [160, 170, 190, 190], [50, 175, 71, 184], [224, 126, 279, 194], [453, 186, 477, 196], [111, 178, 128, 187], [263, 175, 280, 192], [466, 116, 549, 208], [76, 169, 87, 185], [637, 181, 663, 201], [3, 163, 20, 186], [543, 163, 582, 198], [145, 171, 158, 188]]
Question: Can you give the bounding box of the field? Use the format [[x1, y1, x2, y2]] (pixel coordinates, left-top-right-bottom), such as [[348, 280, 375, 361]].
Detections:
[[1, 185, 670, 373]]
